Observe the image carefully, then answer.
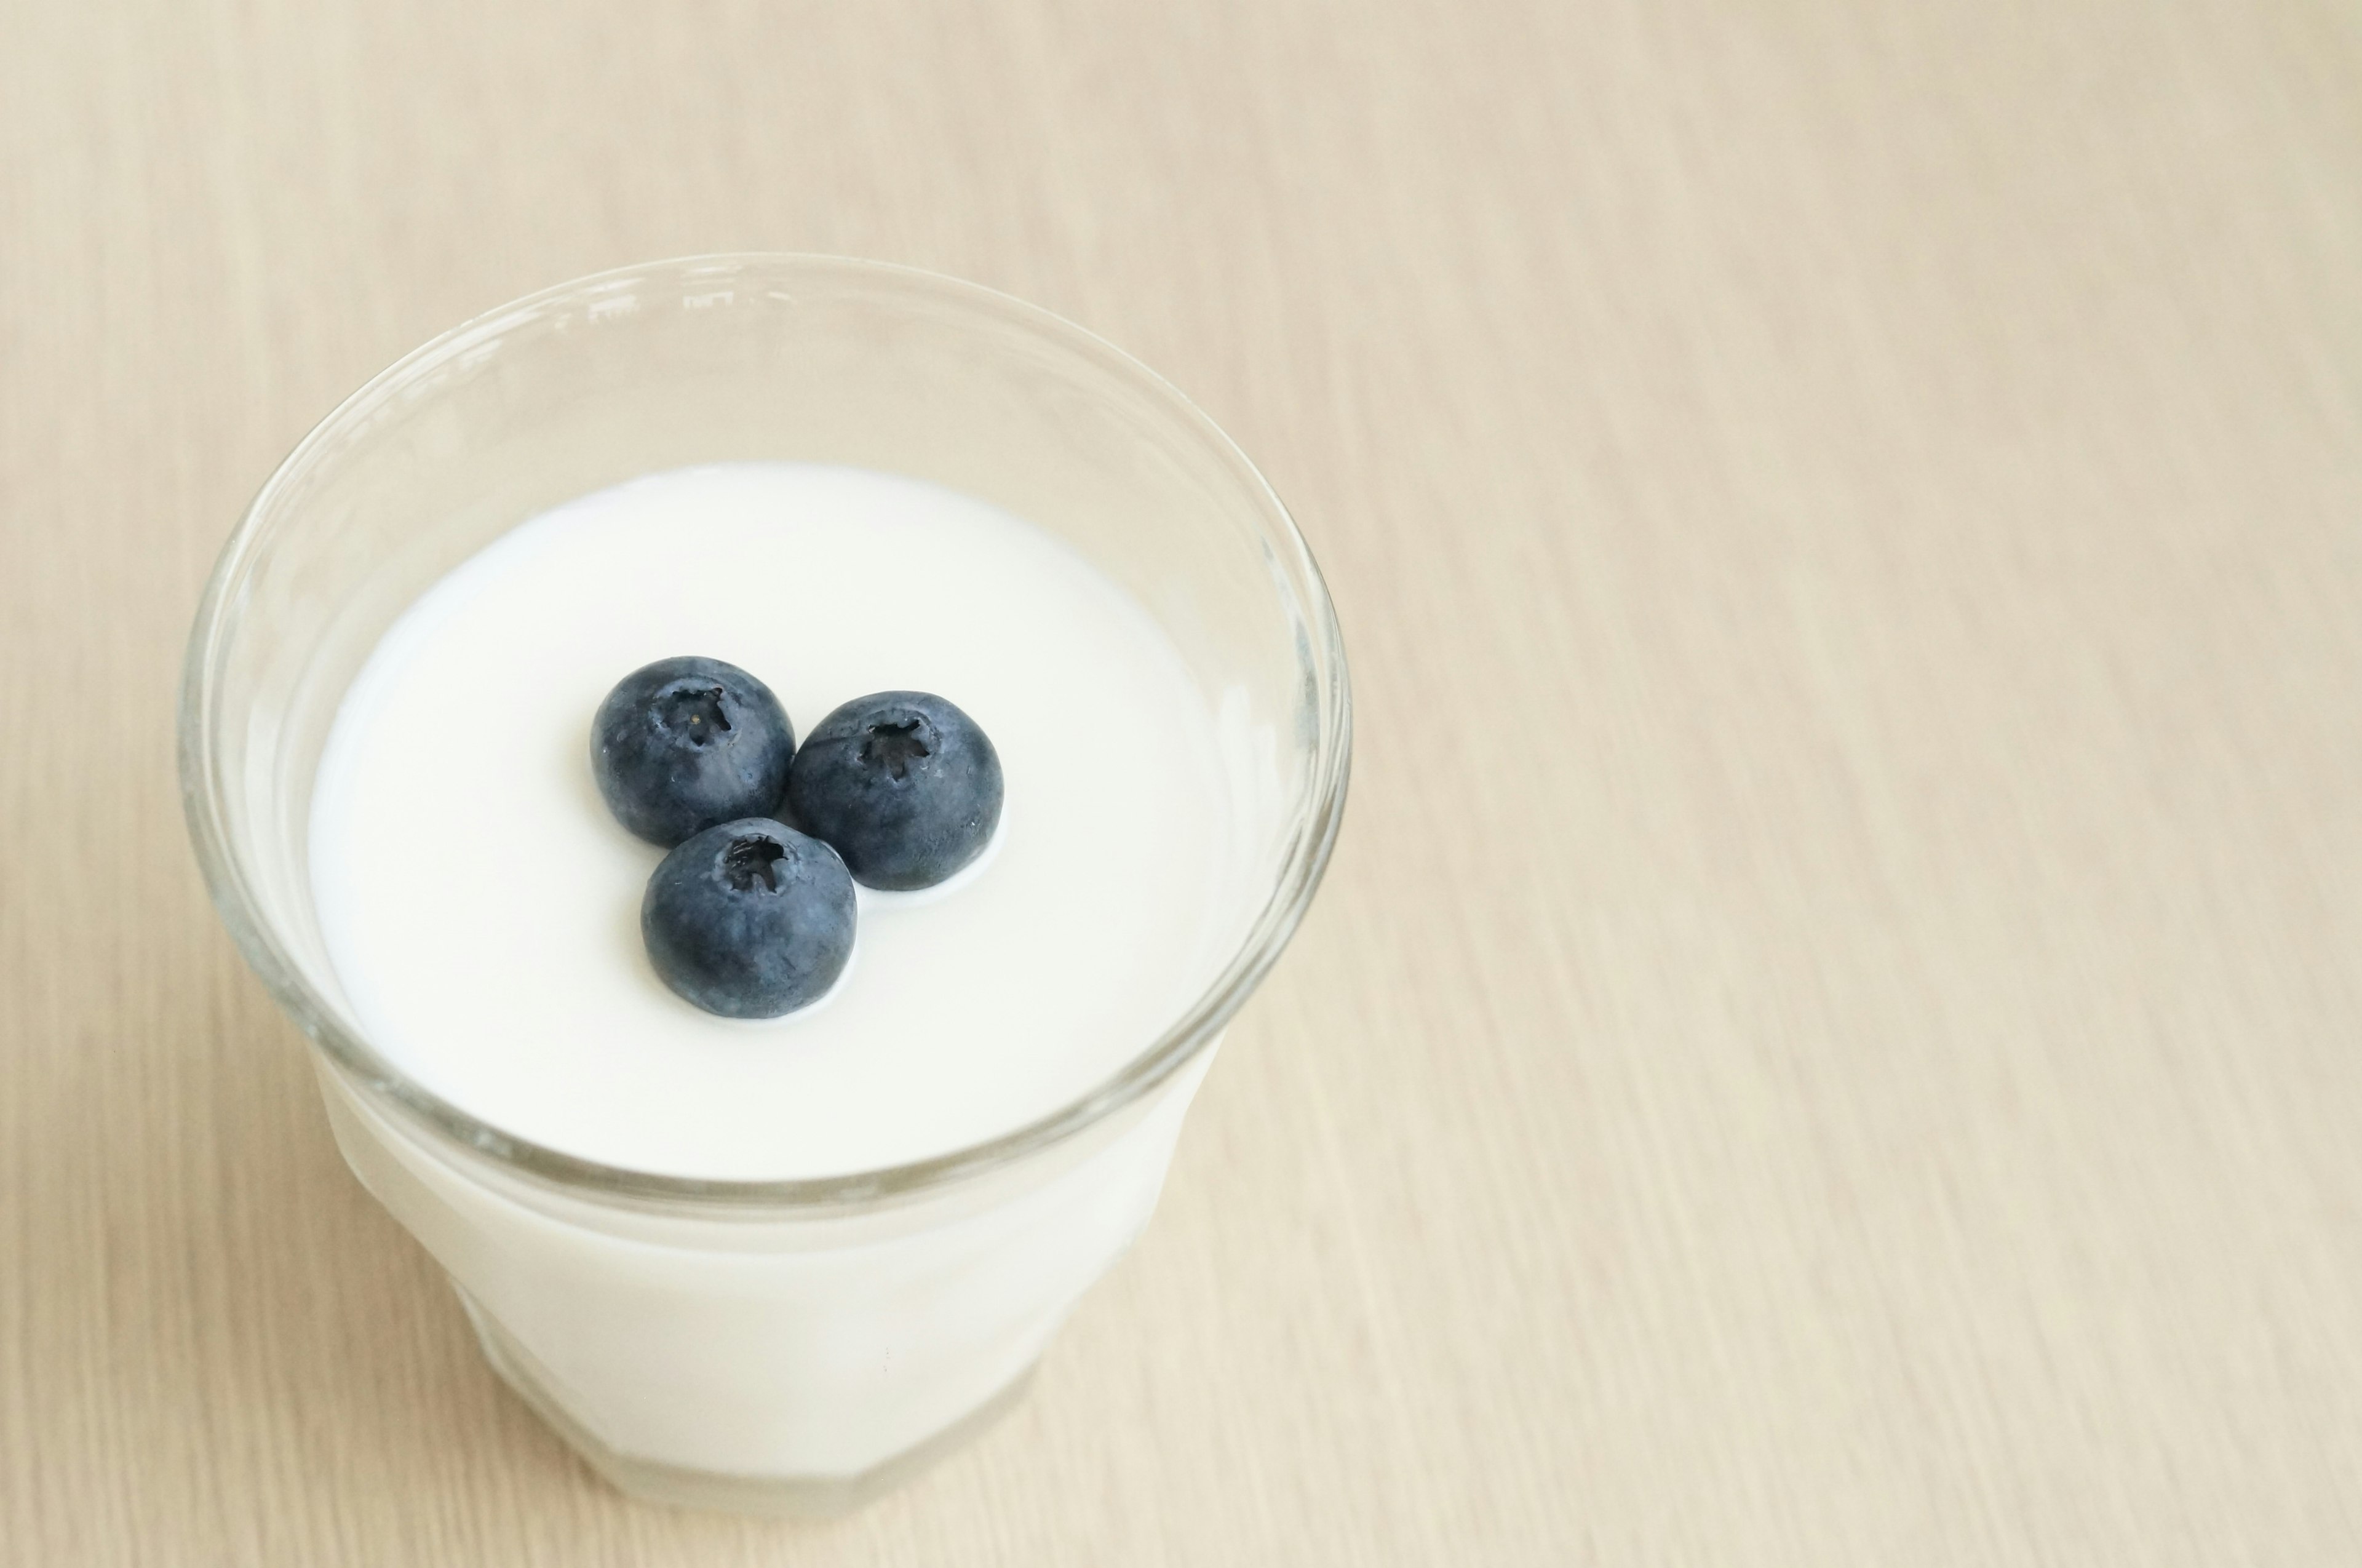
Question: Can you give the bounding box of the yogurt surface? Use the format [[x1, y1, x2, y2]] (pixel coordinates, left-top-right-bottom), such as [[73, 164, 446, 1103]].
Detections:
[[311, 463, 1233, 1180]]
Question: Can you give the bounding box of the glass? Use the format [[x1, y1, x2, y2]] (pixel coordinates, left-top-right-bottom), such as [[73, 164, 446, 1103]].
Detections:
[[178, 255, 1351, 1513]]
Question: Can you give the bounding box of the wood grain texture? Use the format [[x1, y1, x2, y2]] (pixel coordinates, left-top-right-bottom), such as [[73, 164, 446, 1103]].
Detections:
[[4, 1, 2360, 1561]]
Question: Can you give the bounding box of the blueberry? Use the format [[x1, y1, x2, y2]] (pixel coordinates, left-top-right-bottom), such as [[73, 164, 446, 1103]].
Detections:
[[641, 819, 856, 1017], [592, 657, 795, 846], [786, 691, 1003, 891]]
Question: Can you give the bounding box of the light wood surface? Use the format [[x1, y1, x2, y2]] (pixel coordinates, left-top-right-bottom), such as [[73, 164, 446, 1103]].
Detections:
[[6, 1, 2361, 1561]]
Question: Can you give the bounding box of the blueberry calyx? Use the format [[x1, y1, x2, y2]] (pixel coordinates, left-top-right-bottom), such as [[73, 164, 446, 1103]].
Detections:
[[862, 718, 932, 779], [661, 682, 733, 746], [721, 833, 785, 891]]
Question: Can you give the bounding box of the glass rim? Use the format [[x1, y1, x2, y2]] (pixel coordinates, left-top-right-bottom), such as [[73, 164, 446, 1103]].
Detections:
[[177, 252, 1353, 1215]]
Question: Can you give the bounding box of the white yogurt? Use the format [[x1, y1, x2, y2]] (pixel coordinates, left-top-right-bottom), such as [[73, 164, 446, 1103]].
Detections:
[[312, 461, 1235, 1179], [306, 463, 1246, 1492]]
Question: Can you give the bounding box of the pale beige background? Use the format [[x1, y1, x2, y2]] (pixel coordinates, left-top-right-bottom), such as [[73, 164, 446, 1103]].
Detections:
[[4, 1, 2360, 1562]]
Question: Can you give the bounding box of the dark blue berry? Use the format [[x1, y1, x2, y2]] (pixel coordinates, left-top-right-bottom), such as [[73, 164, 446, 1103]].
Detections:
[[641, 819, 856, 1018], [786, 691, 1003, 891], [592, 657, 795, 846]]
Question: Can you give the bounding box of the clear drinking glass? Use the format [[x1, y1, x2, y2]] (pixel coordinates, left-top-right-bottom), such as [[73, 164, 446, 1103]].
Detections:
[[178, 255, 1351, 1514]]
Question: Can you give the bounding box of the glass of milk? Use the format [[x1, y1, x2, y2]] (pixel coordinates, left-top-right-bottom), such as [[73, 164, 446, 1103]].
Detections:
[[178, 256, 1351, 1514]]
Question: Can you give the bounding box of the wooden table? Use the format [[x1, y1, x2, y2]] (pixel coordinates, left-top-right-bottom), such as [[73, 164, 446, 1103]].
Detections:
[[5, 2, 2359, 1561]]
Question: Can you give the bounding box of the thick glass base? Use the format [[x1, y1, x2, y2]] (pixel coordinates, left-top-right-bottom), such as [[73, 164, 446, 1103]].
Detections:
[[455, 1289, 1036, 1517]]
